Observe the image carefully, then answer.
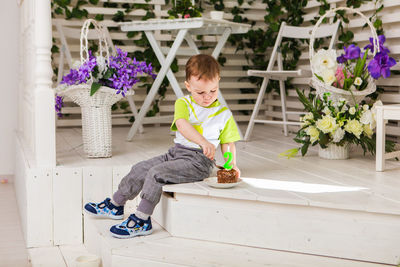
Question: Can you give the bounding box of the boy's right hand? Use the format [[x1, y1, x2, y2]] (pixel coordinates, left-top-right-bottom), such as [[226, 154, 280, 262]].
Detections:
[[200, 141, 215, 160]]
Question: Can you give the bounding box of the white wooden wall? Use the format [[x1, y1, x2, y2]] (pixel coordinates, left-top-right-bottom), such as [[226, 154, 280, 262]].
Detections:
[[53, 0, 400, 137], [0, 1, 19, 175]]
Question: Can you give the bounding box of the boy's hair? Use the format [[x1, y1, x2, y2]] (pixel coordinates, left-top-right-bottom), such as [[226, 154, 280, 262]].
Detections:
[[185, 54, 220, 81]]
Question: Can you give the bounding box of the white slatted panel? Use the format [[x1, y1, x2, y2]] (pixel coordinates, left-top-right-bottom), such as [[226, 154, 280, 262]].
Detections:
[[52, 0, 400, 137]]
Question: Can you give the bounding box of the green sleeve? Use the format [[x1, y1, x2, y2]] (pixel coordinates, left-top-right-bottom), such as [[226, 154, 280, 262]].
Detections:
[[219, 115, 241, 144], [170, 98, 189, 131]]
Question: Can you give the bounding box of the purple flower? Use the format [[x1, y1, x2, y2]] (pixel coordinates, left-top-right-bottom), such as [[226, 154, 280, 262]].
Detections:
[[108, 47, 155, 95], [59, 47, 156, 96], [344, 44, 361, 60], [364, 35, 390, 54], [61, 51, 97, 85], [367, 52, 397, 79], [55, 95, 64, 117], [337, 54, 347, 64]]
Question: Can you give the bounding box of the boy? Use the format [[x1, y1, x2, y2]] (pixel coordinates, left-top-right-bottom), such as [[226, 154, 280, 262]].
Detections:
[[84, 54, 241, 238]]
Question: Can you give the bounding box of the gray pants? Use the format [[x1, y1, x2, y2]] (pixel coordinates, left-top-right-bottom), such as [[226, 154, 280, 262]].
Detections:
[[113, 144, 214, 215]]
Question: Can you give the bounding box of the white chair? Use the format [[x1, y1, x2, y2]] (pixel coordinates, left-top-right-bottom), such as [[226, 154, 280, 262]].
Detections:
[[244, 21, 340, 140], [55, 20, 143, 133], [375, 104, 400, 171]]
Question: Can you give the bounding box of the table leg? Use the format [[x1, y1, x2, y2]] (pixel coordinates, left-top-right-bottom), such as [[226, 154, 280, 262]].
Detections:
[[211, 27, 232, 59], [145, 32, 185, 99], [126, 29, 188, 141], [184, 34, 200, 54]]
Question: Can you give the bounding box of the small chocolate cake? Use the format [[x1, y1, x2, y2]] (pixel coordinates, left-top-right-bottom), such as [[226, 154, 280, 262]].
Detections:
[[217, 169, 238, 183]]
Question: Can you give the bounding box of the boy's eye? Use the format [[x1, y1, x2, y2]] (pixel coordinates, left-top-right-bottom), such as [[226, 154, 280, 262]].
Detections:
[[211, 90, 216, 93], [198, 92, 204, 95]]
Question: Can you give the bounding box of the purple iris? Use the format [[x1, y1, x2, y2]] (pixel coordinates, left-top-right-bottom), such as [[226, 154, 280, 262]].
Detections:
[[337, 44, 361, 63], [55, 95, 64, 118], [364, 35, 390, 54], [337, 54, 347, 64], [367, 52, 397, 79], [344, 44, 361, 60]]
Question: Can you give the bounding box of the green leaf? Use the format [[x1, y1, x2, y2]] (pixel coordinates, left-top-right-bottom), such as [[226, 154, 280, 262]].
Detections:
[[301, 142, 309, 156], [90, 82, 101, 96], [314, 73, 324, 82], [111, 103, 118, 111], [319, 132, 329, 146], [51, 45, 60, 54], [55, 7, 64, 15], [89, 0, 99, 4], [94, 14, 104, 21], [126, 31, 137, 38], [354, 48, 368, 78], [103, 69, 113, 79], [278, 148, 299, 159], [373, 19, 382, 29]]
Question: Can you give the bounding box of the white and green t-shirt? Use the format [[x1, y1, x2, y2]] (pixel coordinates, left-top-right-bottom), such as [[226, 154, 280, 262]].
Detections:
[[170, 95, 241, 149]]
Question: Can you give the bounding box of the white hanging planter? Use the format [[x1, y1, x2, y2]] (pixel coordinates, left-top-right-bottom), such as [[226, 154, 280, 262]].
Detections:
[[56, 19, 133, 158], [318, 143, 349, 160], [309, 7, 379, 106], [57, 85, 133, 158]]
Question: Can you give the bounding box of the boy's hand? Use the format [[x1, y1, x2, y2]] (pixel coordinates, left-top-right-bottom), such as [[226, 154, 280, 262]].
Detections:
[[233, 165, 241, 178], [200, 141, 215, 160]]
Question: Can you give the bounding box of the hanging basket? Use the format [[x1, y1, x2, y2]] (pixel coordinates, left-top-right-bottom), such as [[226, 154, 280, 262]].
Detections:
[[56, 19, 133, 158], [309, 7, 379, 106], [57, 85, 132, 158], [318, 143, 349, 160]]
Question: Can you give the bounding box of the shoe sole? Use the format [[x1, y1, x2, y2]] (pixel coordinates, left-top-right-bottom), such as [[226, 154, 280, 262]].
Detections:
[[84, 208, 124, 220], [111, 228, 153, 239]]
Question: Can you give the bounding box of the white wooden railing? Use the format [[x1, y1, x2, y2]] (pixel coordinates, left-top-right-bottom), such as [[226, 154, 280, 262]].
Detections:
[[19, 0, 55, 167]]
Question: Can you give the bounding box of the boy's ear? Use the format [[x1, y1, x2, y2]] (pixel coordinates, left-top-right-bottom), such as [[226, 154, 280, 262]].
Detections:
[[184, 80, 191, 92]]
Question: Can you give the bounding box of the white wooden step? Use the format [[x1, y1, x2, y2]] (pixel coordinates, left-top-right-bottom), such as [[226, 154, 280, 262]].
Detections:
[[153, 183, 400, 265], [83, 214, 385, 267], [28, 244, 92, 267]]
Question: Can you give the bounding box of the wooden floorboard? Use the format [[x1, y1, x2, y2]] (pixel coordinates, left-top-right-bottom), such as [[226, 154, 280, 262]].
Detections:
[[0, 176, 30, 267], [56, 124, 400, 215]]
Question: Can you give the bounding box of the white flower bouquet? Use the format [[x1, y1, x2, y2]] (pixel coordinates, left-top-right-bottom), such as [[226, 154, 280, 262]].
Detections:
[[280, 89, 395, 158]]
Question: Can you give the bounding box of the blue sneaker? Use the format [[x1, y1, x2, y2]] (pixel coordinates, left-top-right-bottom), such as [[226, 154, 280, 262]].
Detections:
[[84, 198, 124, 220], [110, 213, 153, 239]]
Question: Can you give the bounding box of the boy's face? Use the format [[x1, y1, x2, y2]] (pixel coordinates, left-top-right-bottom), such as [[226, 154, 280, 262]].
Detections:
[[185, 75, 220, 107]]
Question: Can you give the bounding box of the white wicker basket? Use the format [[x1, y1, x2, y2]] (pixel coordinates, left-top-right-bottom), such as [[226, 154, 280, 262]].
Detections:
[[318, 143, 349, 160], [57, 19, 133, 158], [309, 7, 380, 106]]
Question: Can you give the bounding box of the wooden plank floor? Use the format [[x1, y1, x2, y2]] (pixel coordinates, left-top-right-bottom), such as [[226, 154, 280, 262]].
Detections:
[[56, 124, 400, 212], [0, 176, 30, 267]]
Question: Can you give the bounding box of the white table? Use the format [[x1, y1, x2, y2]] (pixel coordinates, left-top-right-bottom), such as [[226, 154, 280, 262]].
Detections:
[[120, 18, 251, 141]]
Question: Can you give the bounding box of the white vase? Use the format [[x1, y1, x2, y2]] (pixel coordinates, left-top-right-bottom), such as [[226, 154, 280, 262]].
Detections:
[[57, 85, 133, 158], [318, 143, 349, 160], [210, 11, 224, 20]]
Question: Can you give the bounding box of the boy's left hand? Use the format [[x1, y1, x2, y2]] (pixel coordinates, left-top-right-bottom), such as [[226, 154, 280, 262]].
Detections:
[[233, 165, 241, 178]]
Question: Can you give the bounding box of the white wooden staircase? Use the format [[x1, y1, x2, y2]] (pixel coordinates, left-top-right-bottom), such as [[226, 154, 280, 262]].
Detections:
[[16, 126, 400, 266], [83, 211, 389, 267]]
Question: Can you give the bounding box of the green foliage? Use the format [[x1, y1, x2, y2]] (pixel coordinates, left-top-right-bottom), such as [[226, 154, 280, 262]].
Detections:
[[51, 0, 385, 119], [168, 0, 202, 18], [90, 82, 101, 96]]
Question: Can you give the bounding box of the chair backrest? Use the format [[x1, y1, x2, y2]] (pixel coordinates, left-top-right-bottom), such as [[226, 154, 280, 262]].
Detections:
[[55, 20, 116, 83], [266, 21, 340, 71]]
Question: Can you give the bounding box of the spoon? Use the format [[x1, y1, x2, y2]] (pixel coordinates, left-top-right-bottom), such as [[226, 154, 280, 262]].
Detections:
[[213, 161, 224, 169]]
